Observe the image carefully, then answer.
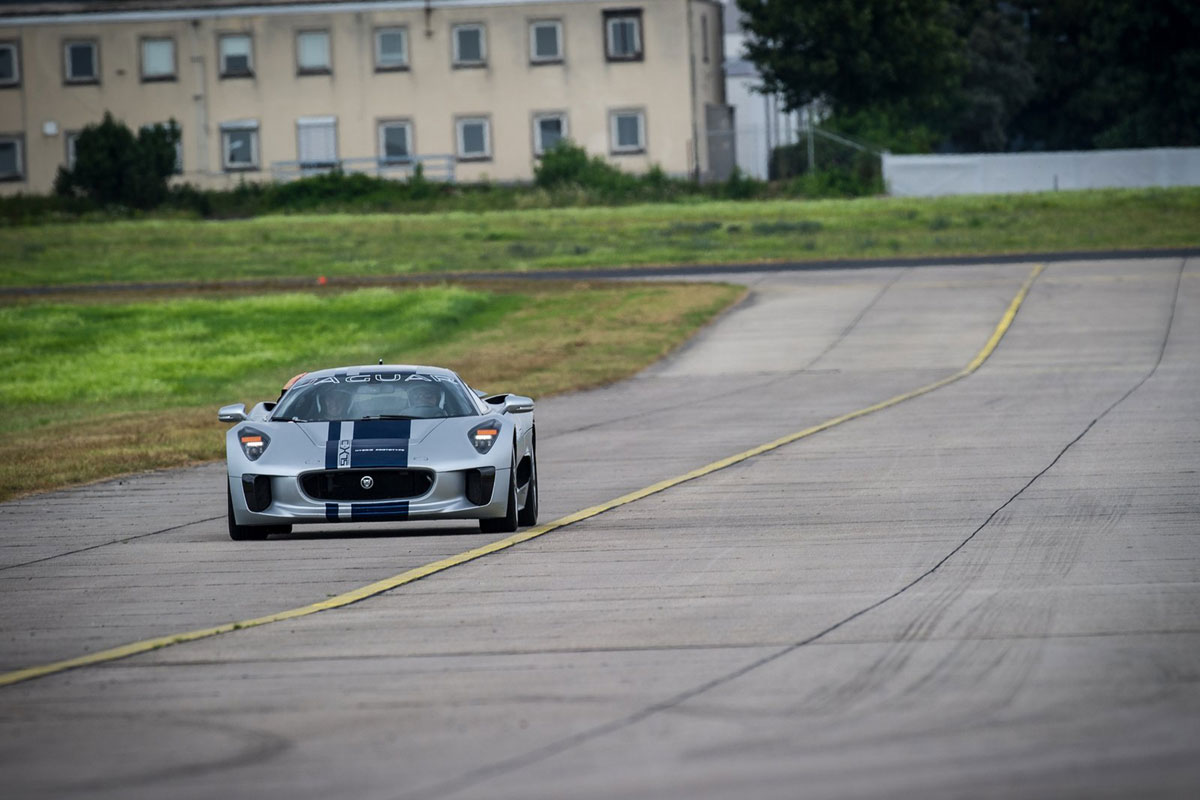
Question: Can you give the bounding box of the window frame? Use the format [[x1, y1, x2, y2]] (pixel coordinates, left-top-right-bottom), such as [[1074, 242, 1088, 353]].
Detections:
[[609, 108, 646, 154], [377, 119, 414, 164], [374, 26, 409, 71], [532, 111, 568, 157], [139, 36, 176, 82], [218, 33, 254, 79], [0, 40, 20, 88], [455, 115, 492, 162], [529, 19, 563, 64], [63, 39, 100, 84], [452, 23, 487, 68], [0, 134, 25, 182], [603, 9, 643, 62], [295, 29, 332, 75], [220, 121, 260, 171]]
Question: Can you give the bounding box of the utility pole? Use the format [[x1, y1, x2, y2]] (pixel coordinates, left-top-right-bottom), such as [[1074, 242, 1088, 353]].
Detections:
[[806, 105, 815, 174]]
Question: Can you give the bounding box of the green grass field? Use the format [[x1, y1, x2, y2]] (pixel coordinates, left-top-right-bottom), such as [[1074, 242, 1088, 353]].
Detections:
[[0, 282, 742, 501], [2, 188, 1197, 288]]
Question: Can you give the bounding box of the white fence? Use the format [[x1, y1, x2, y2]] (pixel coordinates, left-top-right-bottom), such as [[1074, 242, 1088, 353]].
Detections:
[[883, 147, 1200, 197]]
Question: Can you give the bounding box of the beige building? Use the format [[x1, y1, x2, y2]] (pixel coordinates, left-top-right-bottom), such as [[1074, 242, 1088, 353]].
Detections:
[[0, 0, 731, 195]]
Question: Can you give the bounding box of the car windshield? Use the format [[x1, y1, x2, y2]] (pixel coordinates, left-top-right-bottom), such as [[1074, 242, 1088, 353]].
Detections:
[[272, 371, 478, 421]]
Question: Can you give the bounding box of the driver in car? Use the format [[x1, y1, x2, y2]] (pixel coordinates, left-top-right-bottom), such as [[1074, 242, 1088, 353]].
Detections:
[[321, 389, 353, 420], [406, 382, 442, 412]]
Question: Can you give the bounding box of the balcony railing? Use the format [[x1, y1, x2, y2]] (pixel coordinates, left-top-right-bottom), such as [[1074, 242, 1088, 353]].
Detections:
[[270, 154, 456, 183]]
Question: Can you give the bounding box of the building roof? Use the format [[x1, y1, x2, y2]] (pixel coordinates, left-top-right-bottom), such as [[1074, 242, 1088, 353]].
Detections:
[[0, 0, 585, 20]]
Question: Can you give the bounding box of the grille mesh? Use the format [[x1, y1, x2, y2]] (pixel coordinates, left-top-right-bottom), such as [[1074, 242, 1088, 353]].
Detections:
[[300, 469, 432, 501]]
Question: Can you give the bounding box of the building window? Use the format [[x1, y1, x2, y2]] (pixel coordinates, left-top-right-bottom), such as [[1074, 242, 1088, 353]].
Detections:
[[529, 20, 563, 63], [375, 27, 408, 71], [452, 24, 486, 67], [141, 37, 175, 81], [701, 15, 709, 63], [219, 34, 253, 78], [455, 116, 491, 161], [296, 30, 331, 74], [378, 120, 413, 163], [65, 131, 79, 169], [610, 109, 646, 153], [221, 121, 259, 170], [297, 116, 338, 168], [604, 10, 643, 61], [532, 113, 567, 156], [64, 40, 99, 83], [0, 135, 24, 181], [0, 41, 20, 88]]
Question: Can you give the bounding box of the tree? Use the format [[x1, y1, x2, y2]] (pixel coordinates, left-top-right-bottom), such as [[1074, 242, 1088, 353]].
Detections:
[[1011, 0, 1200, 149], [54, 112, 180, 208], [735, 0, 963, 125], [944, 1, 1035, 152]]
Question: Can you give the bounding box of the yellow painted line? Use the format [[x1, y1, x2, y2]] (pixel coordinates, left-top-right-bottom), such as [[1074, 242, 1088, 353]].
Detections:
[[0, 263, 1044, 690]]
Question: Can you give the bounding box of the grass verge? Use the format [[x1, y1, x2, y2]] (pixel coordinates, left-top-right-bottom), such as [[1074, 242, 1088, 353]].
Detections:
[[0, 281, 742, 502], [2, 188, 1197, 288]]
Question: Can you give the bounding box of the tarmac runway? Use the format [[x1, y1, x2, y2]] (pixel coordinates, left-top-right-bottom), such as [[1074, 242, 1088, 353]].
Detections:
[[1, 256, 1197, 799]]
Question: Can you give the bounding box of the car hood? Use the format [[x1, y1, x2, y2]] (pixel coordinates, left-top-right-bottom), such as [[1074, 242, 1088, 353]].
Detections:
[[293, 418, 448, 448]]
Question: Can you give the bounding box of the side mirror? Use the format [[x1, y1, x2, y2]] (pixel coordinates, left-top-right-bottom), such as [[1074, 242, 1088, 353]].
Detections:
[[218, 403, 247, 422], [504, 395, 535, 414]]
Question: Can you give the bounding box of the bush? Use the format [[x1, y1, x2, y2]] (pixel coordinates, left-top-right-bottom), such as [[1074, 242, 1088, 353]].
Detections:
[[720, 167, 765, 200], [533, 140, 641, 199], [54, 112, 181, 210]]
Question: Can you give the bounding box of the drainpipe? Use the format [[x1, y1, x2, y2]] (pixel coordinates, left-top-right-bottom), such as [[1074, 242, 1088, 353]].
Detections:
[[190, 19, 210, 175], [686, 0, 700, 182]]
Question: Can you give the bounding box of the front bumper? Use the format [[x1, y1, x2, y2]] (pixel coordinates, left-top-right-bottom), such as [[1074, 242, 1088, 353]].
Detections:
[[228, 467, 509, 525]]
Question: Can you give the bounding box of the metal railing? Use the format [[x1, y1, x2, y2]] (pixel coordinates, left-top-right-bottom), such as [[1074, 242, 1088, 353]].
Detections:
[[269, 154, 456, 183]]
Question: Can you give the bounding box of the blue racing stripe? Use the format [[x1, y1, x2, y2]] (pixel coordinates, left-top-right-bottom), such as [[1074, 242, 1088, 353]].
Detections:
[[350, 501, 410, 521], [325, 503, 338, 521], [325, 421, 342, 469], [350, 418, 411, 469], [353, 419, 411, 440]]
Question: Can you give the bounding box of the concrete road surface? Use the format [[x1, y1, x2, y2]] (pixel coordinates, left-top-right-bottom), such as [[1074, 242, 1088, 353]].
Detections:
[[1, 257, 1197, 799]]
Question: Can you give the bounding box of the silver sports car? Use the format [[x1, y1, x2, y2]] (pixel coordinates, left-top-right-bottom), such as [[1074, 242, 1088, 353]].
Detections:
[[218, 365, 537, 540]]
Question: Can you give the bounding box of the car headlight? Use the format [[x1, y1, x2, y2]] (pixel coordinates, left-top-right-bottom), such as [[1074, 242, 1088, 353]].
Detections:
[[468, 420, 502, 454], [239, 427, 270, 461]]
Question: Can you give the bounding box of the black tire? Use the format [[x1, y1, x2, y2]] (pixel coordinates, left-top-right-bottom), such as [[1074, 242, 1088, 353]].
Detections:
[[227, 485, 291, 541], [480, 455, 519, 534], [517, 448, 538, 527]]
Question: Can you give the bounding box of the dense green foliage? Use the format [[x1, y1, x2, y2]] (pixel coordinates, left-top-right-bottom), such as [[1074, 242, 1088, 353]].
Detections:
[[53, 113, 182, 208], [4, 143, 902, 224], [737, 0, 961, 125], [1012, 0, 1200, 149], [737, 0, 1200, 152]]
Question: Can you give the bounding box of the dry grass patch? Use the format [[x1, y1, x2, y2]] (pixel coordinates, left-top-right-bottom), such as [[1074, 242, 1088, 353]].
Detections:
[[0, 281, 741, 501]]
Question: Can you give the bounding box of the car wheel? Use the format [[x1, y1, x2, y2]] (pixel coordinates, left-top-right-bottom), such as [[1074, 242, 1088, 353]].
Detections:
[[517, 447, 538, 527], [480, 455, 519, 534], [227, 485, 291, 540]]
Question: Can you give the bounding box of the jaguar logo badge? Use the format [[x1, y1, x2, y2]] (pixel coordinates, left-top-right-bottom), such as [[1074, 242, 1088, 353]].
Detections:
[[360, 475, 375, 490]]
